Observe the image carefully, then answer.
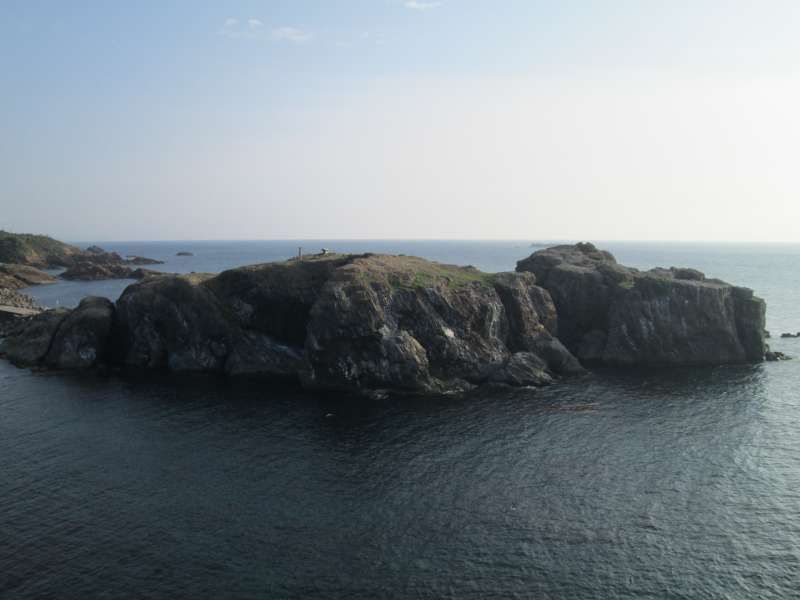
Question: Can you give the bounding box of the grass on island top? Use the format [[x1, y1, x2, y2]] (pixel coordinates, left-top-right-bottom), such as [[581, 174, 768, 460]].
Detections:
[[286, 252, 496, 289]]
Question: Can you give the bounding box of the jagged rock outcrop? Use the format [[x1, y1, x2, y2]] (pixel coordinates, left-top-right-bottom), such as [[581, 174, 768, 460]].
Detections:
[[113, 274, 231, 370], [516, 243, 767, 366], [300, 255, 579, 393], [206, 255, 350, 347], [113, 273, 305, 377], [0, 309, 69, 365], [2, 254, 581, 395], [46, 297, 115, 368], [2, 246, 770, 393], [0, 297, 114, 368]]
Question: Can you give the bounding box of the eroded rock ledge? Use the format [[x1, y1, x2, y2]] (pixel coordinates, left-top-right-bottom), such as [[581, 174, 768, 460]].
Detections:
[[516, 243, 767, 365], [0, 245, 770, 395]]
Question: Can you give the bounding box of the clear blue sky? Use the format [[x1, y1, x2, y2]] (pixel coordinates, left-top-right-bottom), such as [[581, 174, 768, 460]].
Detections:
[[3, 1, 800, 241]]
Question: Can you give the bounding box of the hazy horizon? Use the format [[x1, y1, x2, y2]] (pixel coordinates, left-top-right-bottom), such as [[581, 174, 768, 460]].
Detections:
[[60, 238, 800, 245], [4, 1, 800, 242], [13, 232, 800, 246]]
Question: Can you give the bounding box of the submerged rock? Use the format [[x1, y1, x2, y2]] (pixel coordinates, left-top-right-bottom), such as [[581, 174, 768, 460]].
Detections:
[[517, 243, 768, 366], [488, 352, 554, 387]]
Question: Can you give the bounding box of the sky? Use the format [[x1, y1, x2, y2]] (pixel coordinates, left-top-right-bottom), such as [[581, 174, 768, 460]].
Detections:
[[2, 1, 800, 242]]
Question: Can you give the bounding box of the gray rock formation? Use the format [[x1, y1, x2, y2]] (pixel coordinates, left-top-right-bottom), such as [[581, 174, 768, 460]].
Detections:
[[0, 298, 114, 368], [1, 245, 771, 394], [46, 297, 115, 368], [2, 254, 580, 395], [114, 273, 305, 377], [0, 309, 69, 366], [299, 255, 578, 393], [516, 243, 767, 366]]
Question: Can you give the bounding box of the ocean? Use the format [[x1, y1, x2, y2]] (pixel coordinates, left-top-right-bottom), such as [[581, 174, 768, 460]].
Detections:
[[3, 240, 800, 598]]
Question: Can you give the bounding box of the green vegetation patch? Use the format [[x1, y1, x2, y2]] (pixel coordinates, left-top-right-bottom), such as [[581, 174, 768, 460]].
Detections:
[[407, 263, 496, 289], [349, 255, 496, 290], [0, 230, 78, 265]]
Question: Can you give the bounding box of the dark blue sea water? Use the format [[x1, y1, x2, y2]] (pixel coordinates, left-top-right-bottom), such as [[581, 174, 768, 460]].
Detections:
[[4, 241, 800, 598]]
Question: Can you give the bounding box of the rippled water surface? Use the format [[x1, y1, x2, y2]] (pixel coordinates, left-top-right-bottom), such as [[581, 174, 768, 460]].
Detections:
[[5, 241, 800, 598]]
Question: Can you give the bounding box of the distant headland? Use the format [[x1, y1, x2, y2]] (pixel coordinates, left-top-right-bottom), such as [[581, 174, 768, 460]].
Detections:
[[0, 230, 162, 270]]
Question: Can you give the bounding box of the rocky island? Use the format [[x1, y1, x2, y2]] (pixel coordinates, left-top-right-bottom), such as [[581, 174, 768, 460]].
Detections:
[[0, 243, 771, 396], [517, 243, 767, 365]]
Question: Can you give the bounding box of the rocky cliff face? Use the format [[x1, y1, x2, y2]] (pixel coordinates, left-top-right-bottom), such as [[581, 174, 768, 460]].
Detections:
[[1, 245, 769, 394], [1, 254, 580, 395], [300, 255, 581, 393], [47, 297, 115, 369], [516, 243, 767, 366]]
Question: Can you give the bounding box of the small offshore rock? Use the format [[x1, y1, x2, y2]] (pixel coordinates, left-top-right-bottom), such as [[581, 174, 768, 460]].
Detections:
[[60, 263, 166, 281], [126, 256, 165, 265]]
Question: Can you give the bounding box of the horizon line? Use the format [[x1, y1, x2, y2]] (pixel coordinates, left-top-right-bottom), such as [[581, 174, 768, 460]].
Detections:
[[63, 237, 800, 245]]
